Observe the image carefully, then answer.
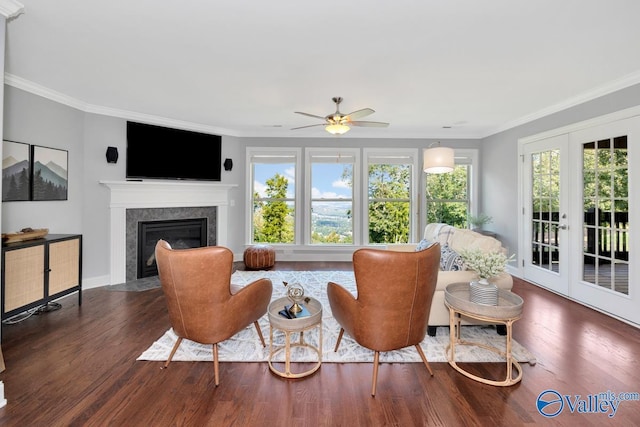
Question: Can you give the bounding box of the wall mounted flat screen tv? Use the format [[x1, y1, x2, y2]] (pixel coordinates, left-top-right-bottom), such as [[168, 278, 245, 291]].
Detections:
[[126, 121, 222, 181]]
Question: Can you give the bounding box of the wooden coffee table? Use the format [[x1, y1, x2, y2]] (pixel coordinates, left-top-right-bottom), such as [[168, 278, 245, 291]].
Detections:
[[267, 296, 322, 379], [444, 282, 524, 386]]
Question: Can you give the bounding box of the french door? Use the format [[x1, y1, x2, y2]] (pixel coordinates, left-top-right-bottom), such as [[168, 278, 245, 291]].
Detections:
[[521, 115, 640, 326], [522, 134, 570, 296]]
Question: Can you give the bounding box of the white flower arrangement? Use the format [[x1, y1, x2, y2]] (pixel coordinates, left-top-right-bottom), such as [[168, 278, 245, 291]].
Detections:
[[459, 249, 515, 280]]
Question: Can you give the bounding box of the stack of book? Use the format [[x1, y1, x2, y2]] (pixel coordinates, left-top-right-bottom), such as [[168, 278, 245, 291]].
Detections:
[[278, 304, 311, 319]]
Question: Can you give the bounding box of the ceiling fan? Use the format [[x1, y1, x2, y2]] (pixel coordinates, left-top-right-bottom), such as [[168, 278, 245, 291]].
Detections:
[[292, 97, 389, 135]]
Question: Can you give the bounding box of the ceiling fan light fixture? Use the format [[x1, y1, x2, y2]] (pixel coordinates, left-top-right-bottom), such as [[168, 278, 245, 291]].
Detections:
[[423, 145, 454, 174], [325, 123, 350, 135]]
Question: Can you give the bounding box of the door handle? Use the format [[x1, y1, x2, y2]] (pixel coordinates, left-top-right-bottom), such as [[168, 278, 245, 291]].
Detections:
[[559, 224, 568, 230]]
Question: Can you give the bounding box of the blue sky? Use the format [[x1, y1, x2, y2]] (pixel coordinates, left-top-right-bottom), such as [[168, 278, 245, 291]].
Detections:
[[254, 163, 351, 199]]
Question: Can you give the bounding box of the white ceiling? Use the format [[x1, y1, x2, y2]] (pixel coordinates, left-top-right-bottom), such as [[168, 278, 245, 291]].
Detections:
[[5, 0, 640, 139]]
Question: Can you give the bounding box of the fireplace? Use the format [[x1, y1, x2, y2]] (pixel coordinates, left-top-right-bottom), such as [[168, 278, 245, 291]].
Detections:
[[126, 206, 216, 281], [137, 218, 207, 278], [100, 180, 236, 285]]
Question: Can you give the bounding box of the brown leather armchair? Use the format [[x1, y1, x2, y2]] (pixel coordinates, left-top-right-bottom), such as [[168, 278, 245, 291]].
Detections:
[[155, 240, 273, 386], [327, 244, 440, 396]]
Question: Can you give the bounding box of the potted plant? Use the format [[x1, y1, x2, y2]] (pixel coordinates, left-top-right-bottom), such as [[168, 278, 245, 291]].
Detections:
[[468, 212, 492, 231], [459, 249, 515, 305]]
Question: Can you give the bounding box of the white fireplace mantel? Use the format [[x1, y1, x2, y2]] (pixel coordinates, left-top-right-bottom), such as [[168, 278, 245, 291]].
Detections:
[[100, 180, 237, 284]]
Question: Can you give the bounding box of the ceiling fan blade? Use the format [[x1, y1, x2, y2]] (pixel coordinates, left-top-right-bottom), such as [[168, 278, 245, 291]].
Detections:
[[291, 123, 326, 130], [349, 121, 389, 128], [295, 111, 327, 120], [345, 108, 375, 121]]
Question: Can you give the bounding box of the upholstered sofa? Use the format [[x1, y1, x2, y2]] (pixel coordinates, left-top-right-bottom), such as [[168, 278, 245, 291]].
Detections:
[[387, 223, 513, 335]]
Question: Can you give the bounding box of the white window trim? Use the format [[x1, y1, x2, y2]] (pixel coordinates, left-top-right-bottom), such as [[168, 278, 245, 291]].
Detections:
[[305, 147, 361, 245], [458, 149, 480, 221], [246, 147, 302, 245], [363, 148, 419, 244], [421, 148, 479, 232]]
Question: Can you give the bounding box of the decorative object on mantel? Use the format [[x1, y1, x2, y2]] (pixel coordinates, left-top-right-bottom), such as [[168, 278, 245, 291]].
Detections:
[[459, 248, 515, 306], [2, 227, 49, 244]]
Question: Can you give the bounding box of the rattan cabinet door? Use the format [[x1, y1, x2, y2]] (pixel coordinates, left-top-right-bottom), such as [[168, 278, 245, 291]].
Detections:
[[3, 245, 45, 312], [48, 238, 80, 295]]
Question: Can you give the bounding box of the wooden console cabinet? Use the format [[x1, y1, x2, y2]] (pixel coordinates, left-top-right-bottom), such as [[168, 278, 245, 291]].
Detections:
[[1, 234, 82, 320]]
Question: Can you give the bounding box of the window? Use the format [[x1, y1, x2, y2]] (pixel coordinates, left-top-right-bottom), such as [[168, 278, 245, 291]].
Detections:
[[248, 146, 477, 248], [364, 149, 418, 244], [425, 150, 477, 228], [306, 148, 359, 244], [248, 148, 300, 244]]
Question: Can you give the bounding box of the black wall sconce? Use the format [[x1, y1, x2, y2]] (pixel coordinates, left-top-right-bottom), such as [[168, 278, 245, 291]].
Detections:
[[223, 158, 233, 171], [106, 146, 119, 163]]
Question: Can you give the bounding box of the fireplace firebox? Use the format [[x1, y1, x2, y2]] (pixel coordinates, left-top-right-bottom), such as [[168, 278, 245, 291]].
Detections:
[[137, 218, 207, 278]]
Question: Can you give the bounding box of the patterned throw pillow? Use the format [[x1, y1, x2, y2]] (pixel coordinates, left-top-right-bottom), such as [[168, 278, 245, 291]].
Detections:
[[415, 239, 436, 252], [440, 244, 466, 271]]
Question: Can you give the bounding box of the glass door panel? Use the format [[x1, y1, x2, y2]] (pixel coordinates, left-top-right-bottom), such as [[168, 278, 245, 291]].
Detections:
[[522, 134, 569, 295], [581, 137, 629, 295]]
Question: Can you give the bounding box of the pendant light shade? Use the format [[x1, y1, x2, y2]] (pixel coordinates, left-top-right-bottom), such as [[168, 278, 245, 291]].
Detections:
[[423, 145, 454, 174]]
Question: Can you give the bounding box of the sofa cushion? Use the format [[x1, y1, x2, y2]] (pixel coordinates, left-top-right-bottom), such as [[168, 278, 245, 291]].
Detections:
[[440, 244, 466, 271], [449, 228, 505, 254], [424, 223, 456, 247]]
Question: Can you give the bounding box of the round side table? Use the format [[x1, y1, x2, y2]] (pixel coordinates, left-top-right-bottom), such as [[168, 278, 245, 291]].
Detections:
[[444, 282, 524, 386], [267, 296, 322, 379]]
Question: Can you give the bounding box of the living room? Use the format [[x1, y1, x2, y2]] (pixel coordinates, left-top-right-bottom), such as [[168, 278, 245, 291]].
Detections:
[[1, 1, 640, 424], [1, 1, 639, 299]]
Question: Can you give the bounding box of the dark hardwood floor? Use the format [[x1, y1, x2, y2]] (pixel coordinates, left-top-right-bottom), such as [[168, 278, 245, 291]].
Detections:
[[1, 261, 639, 426]]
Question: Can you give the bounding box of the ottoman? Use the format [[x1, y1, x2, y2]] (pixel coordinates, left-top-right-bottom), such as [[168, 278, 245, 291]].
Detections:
[[243, 244, 276, 270]]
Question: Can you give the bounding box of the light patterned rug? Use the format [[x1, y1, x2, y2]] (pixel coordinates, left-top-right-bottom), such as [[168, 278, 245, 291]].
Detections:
[[138, 270, 537, 364]]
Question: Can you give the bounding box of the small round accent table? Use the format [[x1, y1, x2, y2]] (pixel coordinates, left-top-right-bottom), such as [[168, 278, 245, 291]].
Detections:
[[444, 282, 524, 386], [243, 244, 275, 270], [267, 296, 322, 379]]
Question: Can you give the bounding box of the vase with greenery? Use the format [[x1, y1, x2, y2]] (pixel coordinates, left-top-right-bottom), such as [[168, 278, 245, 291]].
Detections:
[[460, 248, 514, 305], [467, 213, 492, 230], [459, 248, 514, 284]]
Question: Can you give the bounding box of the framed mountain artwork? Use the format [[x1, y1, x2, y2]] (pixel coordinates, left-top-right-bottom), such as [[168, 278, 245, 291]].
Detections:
[[2, 140, 31, 202], [31, 145, 68, 201]]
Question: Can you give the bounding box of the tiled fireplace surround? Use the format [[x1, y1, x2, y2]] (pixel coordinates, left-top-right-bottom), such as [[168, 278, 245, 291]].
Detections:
[[101, 181, 235, 284]]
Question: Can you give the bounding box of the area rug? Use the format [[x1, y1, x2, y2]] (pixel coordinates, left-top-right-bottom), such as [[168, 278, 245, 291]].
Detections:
[[138, 270, 537, 364]]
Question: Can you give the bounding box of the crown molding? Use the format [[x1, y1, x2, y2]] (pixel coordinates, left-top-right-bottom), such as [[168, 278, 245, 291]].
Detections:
[[485, 70, 640, 138], [4, 73, 239, 137], [6, 69, 640, 140], [0, 0, 24, 19], [5, 73, 88, 110]]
